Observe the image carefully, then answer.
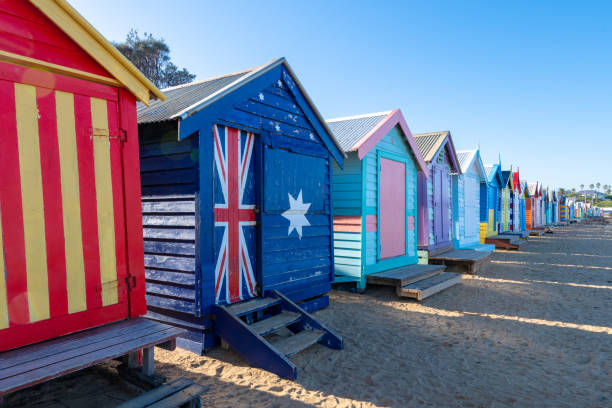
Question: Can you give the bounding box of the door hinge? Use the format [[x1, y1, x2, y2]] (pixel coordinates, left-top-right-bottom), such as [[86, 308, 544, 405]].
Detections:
[[89, 127, 127, 143], [125, 276, 137, 290]]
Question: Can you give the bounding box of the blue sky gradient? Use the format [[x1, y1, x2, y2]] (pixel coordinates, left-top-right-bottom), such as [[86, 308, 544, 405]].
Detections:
[[70, 0, 612, 190]]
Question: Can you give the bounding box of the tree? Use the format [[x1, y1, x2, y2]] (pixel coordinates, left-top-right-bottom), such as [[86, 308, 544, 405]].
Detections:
[[596, 182, 601, 191], [589, 183, 594, 190], [114, 29, 195, 89], [580, 184, 584, 191], [558, 187, 565, 195], [571, 188, 576, 195]]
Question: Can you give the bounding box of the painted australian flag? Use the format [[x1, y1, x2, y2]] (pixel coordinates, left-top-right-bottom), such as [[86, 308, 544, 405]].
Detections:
[[213, 124, 257, 305]]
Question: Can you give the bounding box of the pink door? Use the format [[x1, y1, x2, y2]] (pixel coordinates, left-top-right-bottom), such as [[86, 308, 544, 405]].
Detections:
[[380, 158, 405, 259]]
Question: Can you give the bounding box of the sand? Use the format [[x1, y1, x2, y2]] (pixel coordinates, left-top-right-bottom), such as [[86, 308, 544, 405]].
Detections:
[[5, 219, 612, 407]]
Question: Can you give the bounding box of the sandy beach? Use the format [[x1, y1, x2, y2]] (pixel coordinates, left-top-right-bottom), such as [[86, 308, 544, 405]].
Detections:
[[5, 219, 611, 407]]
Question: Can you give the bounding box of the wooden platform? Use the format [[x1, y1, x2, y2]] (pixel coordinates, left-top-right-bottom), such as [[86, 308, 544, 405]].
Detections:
[[0, 318, 185, 398], [117, 377, 208, 408], [367, 264, 460, 300], [529, 229, 544, 236], [500, 230, 530, 239], [397, 272, 463, 301], [428, 249, 492, 274], [485, 235, 525, 250], [367, 264, 446, 287]]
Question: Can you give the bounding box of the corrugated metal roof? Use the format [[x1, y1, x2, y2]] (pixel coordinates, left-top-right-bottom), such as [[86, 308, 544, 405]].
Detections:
[[137, 69, 253, 123], [326, 112, 390, 152], [456, 150, 477, 174], [484, 164, 495, 180], [413, 131, 449, 162]]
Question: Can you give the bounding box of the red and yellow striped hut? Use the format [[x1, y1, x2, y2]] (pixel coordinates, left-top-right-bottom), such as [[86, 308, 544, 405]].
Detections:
[[0, 0, 163, 351]]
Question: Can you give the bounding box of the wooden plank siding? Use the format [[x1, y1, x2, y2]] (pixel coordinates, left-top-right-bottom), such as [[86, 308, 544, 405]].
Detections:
[[452, 170, 481, 249], [138, 122, 202, 342]]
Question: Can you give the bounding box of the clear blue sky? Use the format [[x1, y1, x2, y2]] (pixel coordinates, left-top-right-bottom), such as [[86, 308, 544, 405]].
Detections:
[[70, 0, 612, 190]]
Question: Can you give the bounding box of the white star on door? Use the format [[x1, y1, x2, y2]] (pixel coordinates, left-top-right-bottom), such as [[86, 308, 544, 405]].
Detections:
[[281, 190, 311, 239]]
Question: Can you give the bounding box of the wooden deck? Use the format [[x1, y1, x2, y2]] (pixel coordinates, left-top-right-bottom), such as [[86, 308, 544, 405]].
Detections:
[[485, 235, 525, 250], [428, 249, 493, 274], [500, 230, 530, 239], [0, 318, 185, 398], [367, 264, 460, 300], [397, 272, 463, 301], [529, 229, 544, 236], [367, 264, 446, 287]]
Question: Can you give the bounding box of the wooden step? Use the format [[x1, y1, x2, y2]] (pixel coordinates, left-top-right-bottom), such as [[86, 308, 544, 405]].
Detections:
[[271, 330, 325, 357], [529, 230, 544, 236], [250, 312, 301, 336], [397, 272, 462, 301], [367, 264, 446, 287], [226, 297, 280, 317], [429, 249, 491, 262]]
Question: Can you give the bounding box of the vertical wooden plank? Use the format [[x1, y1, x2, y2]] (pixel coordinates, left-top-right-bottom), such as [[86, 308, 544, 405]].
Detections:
[[107, 99, 128, 306], [90, 96, 118, 307], [0, 79, 29, 326], [14, 82, 50, 323], [74, 94, 102, 310], [142, 346, 154, 376], [56, 90, 87, 314], [37, 87, 68, 318], [119, 89, 146, 317], [0, 203, 8, 329]]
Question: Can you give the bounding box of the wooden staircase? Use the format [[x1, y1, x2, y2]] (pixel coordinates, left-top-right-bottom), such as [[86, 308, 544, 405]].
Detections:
[[367, 264, 461, 301], [485, 234, 525, 250], [213, 291, 343, 380]]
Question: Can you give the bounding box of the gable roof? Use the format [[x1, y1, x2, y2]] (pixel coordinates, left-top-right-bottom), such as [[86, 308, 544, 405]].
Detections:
[[413, 131, 461, 173], [326, 109, 428, 174], [138, 69, 252, 124], [484, 163, 503, 186], [29, 0, 163, 104], [501, 168, 513, 189], [522, 181, 530, 197], [456, 149, 487, 181], [137, 58, 344, 165]]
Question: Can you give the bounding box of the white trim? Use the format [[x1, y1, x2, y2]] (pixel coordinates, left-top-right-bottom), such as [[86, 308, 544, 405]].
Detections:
[[326, 111, 392, 123]]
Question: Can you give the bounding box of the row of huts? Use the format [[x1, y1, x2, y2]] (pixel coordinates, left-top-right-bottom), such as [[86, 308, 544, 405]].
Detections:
[[0, 0, 603, 393]]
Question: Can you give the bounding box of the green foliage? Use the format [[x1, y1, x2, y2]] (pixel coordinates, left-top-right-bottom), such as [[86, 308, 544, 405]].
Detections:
[[596, 200, 612, 207], [114, 30, 195, 89]]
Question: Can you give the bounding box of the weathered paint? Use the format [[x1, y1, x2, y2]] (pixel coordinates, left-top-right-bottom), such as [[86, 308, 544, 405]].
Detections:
[[139, 63, 343, 353], [379, 157, 406, 258], [0, 1, 152, 352], [331, 112, 422, 290]]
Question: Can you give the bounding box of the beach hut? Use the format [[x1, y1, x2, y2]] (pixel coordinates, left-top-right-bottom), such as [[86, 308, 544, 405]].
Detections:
[[510, 170, 521, 231], [500, 169, 513, 233], [136, 58, 344, 379], [0, 0, 190, 397], [452, 150, 492, 250], [413, 132, 461, 253], [0, 0, 166, 351], [482, 164, 503, 239], [326, 110, 461, 298], [520, 180, 529, 231]]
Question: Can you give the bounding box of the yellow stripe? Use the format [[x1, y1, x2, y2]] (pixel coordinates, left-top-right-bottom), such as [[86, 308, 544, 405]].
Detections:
[[0, 204, 8, 329], [90, 97, 118, 306], [56, 91, 87, 314], [15, 83, 50, 323]]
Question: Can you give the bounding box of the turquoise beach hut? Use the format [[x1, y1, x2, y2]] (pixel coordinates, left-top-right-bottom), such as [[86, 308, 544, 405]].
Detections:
[[452, 150, 493, 250], [327, 109, 428, 290]]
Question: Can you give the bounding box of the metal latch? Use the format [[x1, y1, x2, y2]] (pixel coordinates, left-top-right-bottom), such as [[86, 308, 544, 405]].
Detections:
[[89, 127, 127, 143]]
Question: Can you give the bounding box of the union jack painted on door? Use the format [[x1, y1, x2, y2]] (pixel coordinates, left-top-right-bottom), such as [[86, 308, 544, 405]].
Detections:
[[213, 124, 258, 304]]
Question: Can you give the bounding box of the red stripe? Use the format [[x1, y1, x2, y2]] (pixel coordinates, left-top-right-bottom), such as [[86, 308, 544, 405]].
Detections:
[[107, 99, 128, 305], [0, 79, 29, 325], [73, 94, 102, 310], [214, 208, 256, 223], [118, 89, 146, 318], [227, 127, 240, 303], [0, 302, 126, 352], [37, 87, 68, 318], [0, 61, 118, 102]]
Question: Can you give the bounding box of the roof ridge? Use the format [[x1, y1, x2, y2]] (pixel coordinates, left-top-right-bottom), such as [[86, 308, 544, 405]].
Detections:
[[161, 66, 257, 92], [413, 131, 450, 138], [326, 110, 392, 123]]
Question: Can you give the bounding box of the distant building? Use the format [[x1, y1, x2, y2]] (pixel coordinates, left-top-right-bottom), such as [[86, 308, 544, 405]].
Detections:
[[575, 190, 607, 199]]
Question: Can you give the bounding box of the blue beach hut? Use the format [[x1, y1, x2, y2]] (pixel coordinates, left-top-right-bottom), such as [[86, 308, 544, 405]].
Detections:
[[452, 150, 493, 251], [137, 58, 344, 379], [326, 110, 429, 290]]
